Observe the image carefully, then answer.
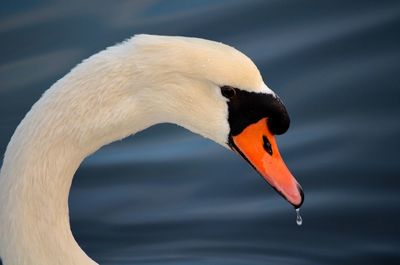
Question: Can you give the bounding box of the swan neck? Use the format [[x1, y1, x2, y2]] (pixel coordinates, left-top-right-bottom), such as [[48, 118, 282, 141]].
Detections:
[[0, 126, 99, 264], [0, 43, 154, 265]]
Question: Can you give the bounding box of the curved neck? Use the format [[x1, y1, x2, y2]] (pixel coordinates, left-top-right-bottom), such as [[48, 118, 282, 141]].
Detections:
[[0, 43, 160, 265], [0, 34, 240, 264]]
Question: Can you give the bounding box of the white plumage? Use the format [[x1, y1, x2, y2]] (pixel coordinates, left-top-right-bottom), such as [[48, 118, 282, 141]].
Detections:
[[0, 35, 276, 265]]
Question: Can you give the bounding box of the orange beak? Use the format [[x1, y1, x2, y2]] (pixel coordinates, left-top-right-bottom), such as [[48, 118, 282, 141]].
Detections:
[[230, 118, 304, 208]]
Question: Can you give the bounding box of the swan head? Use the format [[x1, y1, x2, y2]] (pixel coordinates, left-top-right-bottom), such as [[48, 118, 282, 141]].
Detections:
[[129, 35, 303, 208]]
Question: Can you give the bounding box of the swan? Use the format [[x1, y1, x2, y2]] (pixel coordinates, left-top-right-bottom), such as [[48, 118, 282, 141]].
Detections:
[[0, 34, 303, 265]]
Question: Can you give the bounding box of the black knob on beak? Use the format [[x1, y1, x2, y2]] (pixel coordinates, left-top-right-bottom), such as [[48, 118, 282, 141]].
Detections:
[[267, 97, 290, 135]]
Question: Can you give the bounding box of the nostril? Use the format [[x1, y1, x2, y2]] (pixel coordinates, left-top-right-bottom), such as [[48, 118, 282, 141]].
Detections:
[[262, 135, 273, 155]]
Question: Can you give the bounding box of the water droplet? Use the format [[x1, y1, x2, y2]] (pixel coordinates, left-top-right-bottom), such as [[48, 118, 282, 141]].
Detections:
[[296, 208, 303, 226]]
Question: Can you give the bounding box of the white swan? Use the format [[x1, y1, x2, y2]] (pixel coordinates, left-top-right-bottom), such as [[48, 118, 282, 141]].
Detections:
[[0, 34, 303, 265]]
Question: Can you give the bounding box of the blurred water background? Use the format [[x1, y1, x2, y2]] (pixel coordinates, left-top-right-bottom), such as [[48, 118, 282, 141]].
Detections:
[[1, 1, 400, 264]]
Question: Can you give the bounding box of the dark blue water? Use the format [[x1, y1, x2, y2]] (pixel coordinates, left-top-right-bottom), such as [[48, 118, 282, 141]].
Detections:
[[1, 1, 400, 264]]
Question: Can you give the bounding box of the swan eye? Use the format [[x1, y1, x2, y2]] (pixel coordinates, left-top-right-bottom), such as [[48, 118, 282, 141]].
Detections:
[[221, 86, 236, 99]]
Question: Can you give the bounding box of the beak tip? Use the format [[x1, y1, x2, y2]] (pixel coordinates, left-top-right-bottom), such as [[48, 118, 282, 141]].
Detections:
[[293, 184, 304, 209]]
